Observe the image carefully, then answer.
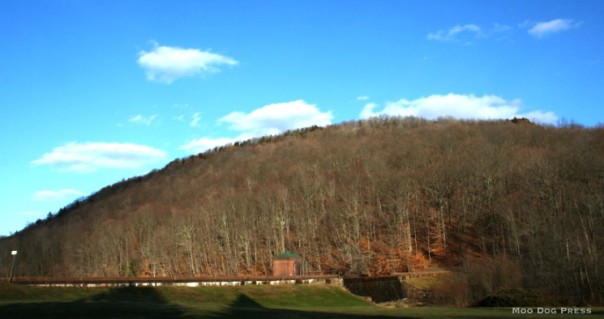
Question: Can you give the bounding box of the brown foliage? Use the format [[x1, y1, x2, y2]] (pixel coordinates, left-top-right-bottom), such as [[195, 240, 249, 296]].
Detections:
[[1, 118, 603, 304]]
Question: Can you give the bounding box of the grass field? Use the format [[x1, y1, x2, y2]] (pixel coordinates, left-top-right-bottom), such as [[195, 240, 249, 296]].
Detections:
[[0, 283, 602, 319]]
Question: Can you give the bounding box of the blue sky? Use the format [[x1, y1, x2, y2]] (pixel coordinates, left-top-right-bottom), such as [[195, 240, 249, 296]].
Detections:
[[1, 0, 603, 236]]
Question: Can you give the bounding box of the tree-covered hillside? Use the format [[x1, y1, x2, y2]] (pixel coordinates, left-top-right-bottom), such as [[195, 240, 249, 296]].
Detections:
[[1, 117, 603, 305]]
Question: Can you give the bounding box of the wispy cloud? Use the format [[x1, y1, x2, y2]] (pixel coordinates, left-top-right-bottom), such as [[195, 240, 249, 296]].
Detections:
[[360, 93, 557, 124], [492, 23, 513, 33], [181, 100, 333, 154], [33, 189, 86, 201], [129, 114, 158, 126], [190, 112, 202, 127], [356, 96, 370, 101], [32, 142, 167, 173], [427, 21, 576, 43], [427, 24, 483, 43], [528, 19, 580, 38], [137, 42, 238, 84]]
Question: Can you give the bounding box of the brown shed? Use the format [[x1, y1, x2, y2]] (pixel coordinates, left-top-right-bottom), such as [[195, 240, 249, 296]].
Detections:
[[272, 251, 303, 277]]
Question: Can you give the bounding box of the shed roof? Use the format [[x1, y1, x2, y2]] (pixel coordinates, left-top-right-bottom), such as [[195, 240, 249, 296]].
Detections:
[[273, 251, 302, 260]]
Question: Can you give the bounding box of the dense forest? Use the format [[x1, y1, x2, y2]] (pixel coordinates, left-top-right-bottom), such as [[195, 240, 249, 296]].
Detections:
[[1, 117, 602, 305]]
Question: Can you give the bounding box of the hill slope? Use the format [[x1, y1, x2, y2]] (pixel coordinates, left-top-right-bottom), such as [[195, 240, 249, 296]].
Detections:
[[1, 117, 603, 304]]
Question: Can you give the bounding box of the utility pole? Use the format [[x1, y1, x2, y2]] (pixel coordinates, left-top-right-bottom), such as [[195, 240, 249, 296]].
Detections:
[[9, 250, 17, 283]]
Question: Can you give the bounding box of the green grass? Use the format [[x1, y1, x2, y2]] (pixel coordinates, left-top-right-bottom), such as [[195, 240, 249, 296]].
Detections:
[[404, 275, 448, 290], [0, 283, 602, 319]]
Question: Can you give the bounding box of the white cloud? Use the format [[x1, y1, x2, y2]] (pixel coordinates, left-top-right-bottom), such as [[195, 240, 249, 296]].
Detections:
[[181, 100, 333, 154], [360, 93, 558, 124], [521, 110, 559, 123], [137, 43, 238, 84], [360, 102, 380, 119], [427, 24, 483, 42], [129, 114, 158, 126], [33, 189, 86, 201], [357, 96, 370, 101], [32, 142, 167, 173], [220, 100, 333, 135], [528, 19, 579, 38], [181, 136, 243, 153], [190, 112, 202, 127]]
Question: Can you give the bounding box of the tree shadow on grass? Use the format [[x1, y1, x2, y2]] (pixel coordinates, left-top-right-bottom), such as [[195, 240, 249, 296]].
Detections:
[[0, 286, 185, 319], [0, 287, 417, 319], [206, 293, 415, 319]]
